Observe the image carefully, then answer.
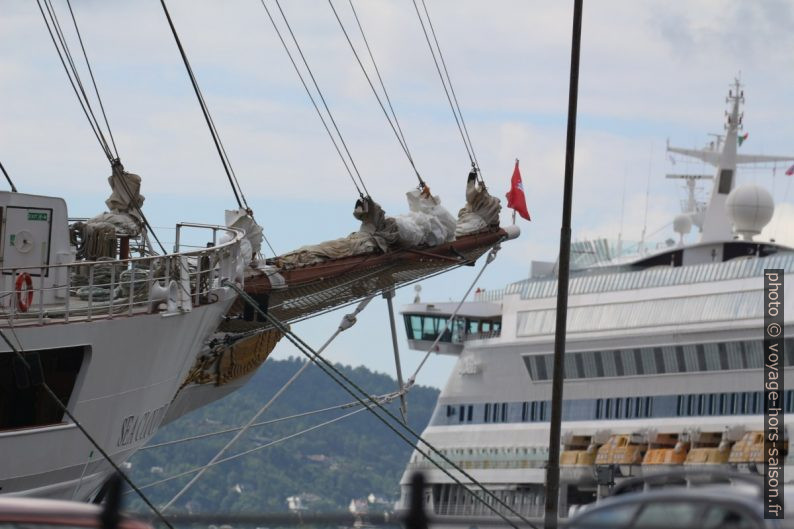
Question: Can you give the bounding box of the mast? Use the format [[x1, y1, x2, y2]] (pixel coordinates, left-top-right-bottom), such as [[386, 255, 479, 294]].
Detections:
[[667, 79, 794, 243]]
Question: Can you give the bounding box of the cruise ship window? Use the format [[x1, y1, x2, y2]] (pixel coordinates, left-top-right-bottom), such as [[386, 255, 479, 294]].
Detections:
[[467, 405, 473, 422], [625, 398, 633, 418], [602, 351, 618, 377], [730, 393, 738, 414], [521, 402, 528, 422], [459, 405, 464, 422], [681, 345, 699, 371], [408, 315, 423, 340], [687, 395, 695, 416], [446, 405, 454, 417], [786, 338, 794, 366], [615, 398, 623, 418], [531, 402, 537, 421], [661, 346, 678, 373], [786, 391, 794, 413], [703, 344, 721, 371], [615, 351, 625, 376], [582, 351, 598, 377], [752, 392, 760, 414], [709, 394, 717, 415], [697, 394, 705, 415], [501, 403, 508, 422], [745, 342, 763, 368], [540, 401, 548, 421], [725, 342, 743, 369], [604, 399, 612, 419], [634, 349, 647, 375], [717, 343, 729, 370], [593, 352, 605, 377], [564, 354, 578, 379], [640, 348, 656, 374], [595, 399, 602, 419], [574, 353, 585, 378], [653, 347, 666, 374], [484, 403, 491, 422], [677, 395, 685, 416], [646, 398, 653, 417], [534, 356, 548, 380], [739, 393, 748, 414], [620, 349, 637, 375], [674, 346, 686, 372], [635, 397, 642, 417], [719, 393, 728, 415], [695, 345, 707, 371]]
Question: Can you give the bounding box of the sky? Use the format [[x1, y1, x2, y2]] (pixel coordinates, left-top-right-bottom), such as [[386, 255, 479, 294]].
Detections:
[[2, 0, 794, 389]]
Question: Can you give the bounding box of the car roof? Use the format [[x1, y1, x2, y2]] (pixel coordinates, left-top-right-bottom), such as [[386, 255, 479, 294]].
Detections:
[[0, 497, 152, 529]]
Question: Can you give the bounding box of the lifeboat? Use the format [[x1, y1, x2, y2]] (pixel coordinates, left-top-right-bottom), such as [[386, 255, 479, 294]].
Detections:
[[641, 433, 689, 474], [684, 431, 732, 468], [560, 435, 599, 482], [595, 434, 646, 477]]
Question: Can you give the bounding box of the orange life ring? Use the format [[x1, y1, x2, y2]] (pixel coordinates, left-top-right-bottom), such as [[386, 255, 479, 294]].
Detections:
[[15, 273, 33, 312]]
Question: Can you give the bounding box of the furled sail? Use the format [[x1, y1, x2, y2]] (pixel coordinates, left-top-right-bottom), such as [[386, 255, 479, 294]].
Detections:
[[455, 169, 501, 237]]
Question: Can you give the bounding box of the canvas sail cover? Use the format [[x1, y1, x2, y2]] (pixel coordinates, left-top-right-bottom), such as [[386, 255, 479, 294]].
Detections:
[[456, 170, 501, 237], [225, 209, 264, 263], [276, 196, 399, 269], [394, 188, 456, 247]]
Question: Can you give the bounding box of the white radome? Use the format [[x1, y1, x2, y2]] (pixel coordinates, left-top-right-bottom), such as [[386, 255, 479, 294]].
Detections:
[[725, 183, 775, 240], [673, 214, 693, 235]]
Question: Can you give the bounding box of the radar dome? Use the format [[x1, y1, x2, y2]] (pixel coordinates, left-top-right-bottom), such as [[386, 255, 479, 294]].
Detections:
[[672, 214, 692, 244], [725, 183, 774, 240]]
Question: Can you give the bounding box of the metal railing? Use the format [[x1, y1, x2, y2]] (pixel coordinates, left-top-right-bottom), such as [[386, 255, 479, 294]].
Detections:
[[0, 223, 244, 326]]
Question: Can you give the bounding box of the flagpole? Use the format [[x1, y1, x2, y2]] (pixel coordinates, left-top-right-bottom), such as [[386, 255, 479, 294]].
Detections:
[[544, 0, 583, 528]]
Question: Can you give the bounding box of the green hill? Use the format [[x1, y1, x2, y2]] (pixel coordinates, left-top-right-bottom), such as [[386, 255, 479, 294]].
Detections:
[[127, 357, 439, 513]]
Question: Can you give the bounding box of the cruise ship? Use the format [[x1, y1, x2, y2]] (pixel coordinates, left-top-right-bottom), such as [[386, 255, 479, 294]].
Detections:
[[398, 80, 794, 520]]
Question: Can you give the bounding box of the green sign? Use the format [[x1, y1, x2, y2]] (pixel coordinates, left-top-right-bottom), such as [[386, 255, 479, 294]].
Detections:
[[28, 211, 48, 221]]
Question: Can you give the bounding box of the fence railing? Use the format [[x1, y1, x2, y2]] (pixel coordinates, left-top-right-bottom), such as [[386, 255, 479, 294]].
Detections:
[[0, 223, 244, 326]]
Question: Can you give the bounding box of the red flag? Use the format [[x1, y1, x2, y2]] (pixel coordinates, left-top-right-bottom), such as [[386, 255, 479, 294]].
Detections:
[[505, 160, 530, 221], [786, 164, 794, 176]]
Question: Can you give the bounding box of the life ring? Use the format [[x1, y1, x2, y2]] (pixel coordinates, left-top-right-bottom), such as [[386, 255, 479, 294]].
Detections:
[[15, 273, 33, 312]]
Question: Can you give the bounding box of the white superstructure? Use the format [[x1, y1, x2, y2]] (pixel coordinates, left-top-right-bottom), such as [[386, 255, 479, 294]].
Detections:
[[0, 189, 245, 500], [398, 80, 794, 521]]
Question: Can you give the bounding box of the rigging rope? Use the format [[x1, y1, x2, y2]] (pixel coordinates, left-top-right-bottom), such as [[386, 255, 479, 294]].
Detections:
[[140, 393, 398, 450], [411, 0, 485, 186], [38, 0, 166, 255], [407, 244, 499, 385], [159, 0, 248, 210], [65, 0, 119, 161], [0, 327, 173, 529], [260, 0, 370, 198], [227, 282, 537, 529], [0, 160, 18, 192], [328, 0, 425, 189], [161, 295, 375, 510], [36, 0, 113, 163], [133, 406, 371, 494]]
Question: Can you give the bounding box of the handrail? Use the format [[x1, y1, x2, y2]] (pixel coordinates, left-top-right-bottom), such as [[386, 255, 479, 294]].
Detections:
[[0, 222, 245, 326]]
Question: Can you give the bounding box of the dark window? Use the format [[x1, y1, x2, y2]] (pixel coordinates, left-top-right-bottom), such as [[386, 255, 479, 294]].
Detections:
[[521, 402, 528, 422], [574, 353, 585, 379], [645, 398, 653, 417], [446, 405, 455, 417], [594, 353, 605, 377], [614, 351, 625, 376], [677, 395, 684, 416], [615, 398, 623, 418], [535, 356, 547, 380], [595, 399, 603, 419], [633, 349, 644, 375], [467, 405, 473, 422], [718, 343, 729, 370], [653, 347, 666, 374], [635, 397, 642, 417], [484, 403, 491, 422], [0, 346, 86, 431], [531, 402, 537, 421], [675, 346, 686, 372], [459, 405, 465, 422], [501, 403, 508, 422], [696, 344, 707, 371], [718, 168, 734, 194], [605, 399, 612, 419], [540, 401, 547, 421]]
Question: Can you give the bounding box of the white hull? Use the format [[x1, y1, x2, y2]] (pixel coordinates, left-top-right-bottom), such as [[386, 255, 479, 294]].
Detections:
[[0, 293, 236, 500]]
